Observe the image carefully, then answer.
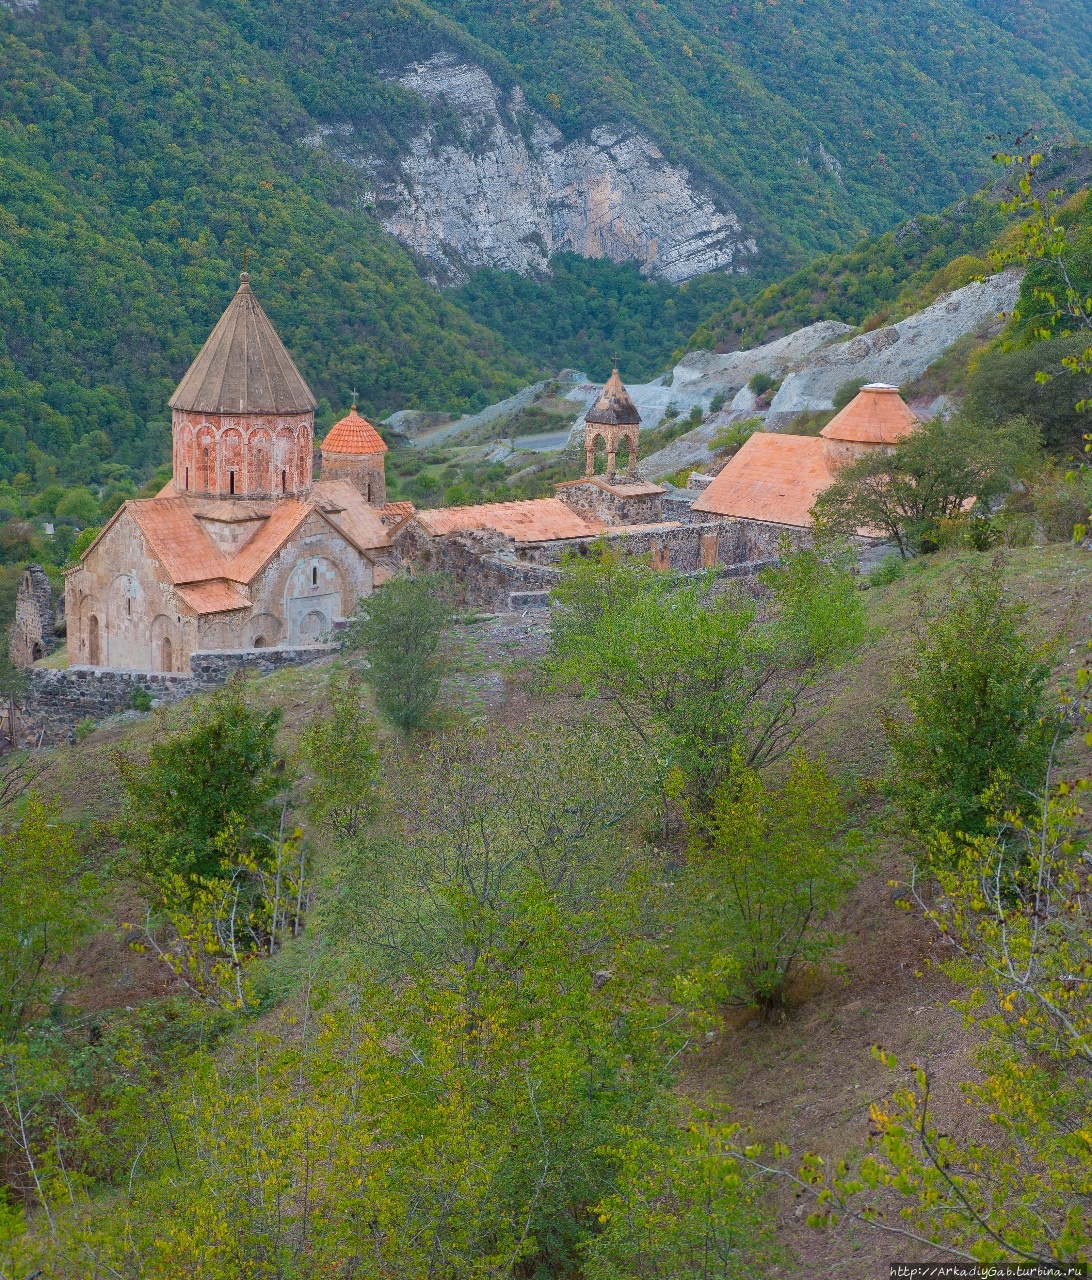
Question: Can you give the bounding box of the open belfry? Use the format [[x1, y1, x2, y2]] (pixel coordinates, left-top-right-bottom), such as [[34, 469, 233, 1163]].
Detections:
[[65, 273, 398, 672]]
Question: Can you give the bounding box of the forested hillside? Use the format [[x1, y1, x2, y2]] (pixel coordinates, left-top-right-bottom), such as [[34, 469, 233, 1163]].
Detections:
[[0, 0, 1089, 495]]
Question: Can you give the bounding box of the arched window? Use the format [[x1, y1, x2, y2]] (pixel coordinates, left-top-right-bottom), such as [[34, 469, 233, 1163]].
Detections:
[[160, 636, 173, 672]]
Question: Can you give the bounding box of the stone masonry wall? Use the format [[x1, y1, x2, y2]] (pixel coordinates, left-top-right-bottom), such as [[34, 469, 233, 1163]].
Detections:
[[22, 645, 337, 744]]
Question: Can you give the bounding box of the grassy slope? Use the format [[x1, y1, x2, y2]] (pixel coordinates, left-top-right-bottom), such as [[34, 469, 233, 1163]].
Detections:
[[33, 543, 1092, 1278]]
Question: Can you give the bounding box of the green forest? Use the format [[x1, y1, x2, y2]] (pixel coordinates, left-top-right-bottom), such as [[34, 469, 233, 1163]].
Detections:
[[0, 0, 1088, 508]]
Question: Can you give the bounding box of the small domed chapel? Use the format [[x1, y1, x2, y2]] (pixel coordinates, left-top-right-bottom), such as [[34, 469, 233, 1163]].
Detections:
[[65, 274, 399, 672]]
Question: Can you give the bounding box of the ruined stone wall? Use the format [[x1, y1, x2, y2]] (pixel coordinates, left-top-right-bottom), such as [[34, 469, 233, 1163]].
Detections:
[[556, 480, 663, 526], [10, 565, 56, 668], [22, 646, 337, 743]]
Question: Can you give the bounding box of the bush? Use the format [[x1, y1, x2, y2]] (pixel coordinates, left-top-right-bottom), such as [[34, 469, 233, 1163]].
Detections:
[[964, 336, 1092, 454], [882, 564, 1056, 847], [1025, 467, 1092, 541], [343, 575, 455, 730], [709, 391, 728, 414], [114, 680, 284, 885], [868, 554, 906, 587], [549, 542, 865, 810], [674, 757, 863, 1012], [748, 372, 775, 396], [129, 687, 153, 712], [832, 378, 866, 411]]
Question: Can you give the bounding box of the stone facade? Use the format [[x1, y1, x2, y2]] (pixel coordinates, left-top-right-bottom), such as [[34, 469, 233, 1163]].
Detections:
[[10, 565, 58, 668], [172, 409, 314, 499], [63, 276, 392, 675], [320, 450, 386, 505], [555, 477, 664, 526]]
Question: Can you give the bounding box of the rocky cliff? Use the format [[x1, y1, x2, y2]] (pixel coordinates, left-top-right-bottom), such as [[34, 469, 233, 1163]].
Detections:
[[305, 54, 756, 286]]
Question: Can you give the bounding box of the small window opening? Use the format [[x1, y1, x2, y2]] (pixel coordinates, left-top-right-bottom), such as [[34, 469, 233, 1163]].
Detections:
[[282, 469, 287, 493], [185, 466, 189, 490], [229, 470, 236, 495], [127, 597, 132, 617], [366, 482, 372, 502], [312, 565, 318, 587]]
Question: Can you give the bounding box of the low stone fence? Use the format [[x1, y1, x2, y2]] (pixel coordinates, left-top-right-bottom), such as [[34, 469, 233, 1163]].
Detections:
[[22, 645, 338, 744]]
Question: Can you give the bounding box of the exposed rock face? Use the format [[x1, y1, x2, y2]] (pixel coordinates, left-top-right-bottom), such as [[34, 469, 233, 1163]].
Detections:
[[671, 321, 855, 398], [767, 269, 1023, 424], [307, 54, 755, 285]]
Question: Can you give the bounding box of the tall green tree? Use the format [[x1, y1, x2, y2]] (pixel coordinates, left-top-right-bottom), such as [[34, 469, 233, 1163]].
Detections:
[[344, 575, 455, 731]]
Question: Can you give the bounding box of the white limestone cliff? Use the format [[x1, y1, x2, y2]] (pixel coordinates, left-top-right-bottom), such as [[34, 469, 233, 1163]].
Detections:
[[304, 54, 756, 286]]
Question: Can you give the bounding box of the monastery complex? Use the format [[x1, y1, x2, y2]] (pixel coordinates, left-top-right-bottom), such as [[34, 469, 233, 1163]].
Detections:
[[31, 275, 919, 676]]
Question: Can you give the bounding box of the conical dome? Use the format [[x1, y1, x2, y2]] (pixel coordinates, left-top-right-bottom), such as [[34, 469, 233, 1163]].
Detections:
[[820, 384, 917, 445], [322, 406, 387, 456], [169, 274, 317, 415], [586, 368, 641, 426]]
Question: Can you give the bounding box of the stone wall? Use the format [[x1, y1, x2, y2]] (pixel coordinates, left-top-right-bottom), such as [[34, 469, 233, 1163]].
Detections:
[[21, 645, 337, 743], [556, 478, 664, 526], [10, 565, 57, 668]]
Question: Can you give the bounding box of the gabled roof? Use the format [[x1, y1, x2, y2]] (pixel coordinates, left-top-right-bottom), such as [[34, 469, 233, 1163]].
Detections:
[[820, 384, 918, 445], [412, 498, 599, 543], [168, 274, 317, 415], [128, 498, 231, 583], [225, 501, 313, 583], [322, 407, 387, 455], [691, 432, 836, 528], [379, 500, 416, 530], [585, 368, 641, 426], [311, 480, 392, 553], [176, 581, 251, 615]]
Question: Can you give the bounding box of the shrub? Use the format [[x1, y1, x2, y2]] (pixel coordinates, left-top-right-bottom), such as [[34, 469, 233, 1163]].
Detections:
[[709, 391, 728, 413], [964, 335, 1092, 454], [882, 564, 1056, 847], [832, 378, 866, 411], [710, 419, 760, 455], [868, 554, 906, 587], [674, 757, 863, 1012], [129, 687, 153, 712], [747, 372, 775, 396], [114, 680, 284, 885], [549, 542, 865, 810], [343, 575, 455, 730], [1025, 467, 1092, 541]]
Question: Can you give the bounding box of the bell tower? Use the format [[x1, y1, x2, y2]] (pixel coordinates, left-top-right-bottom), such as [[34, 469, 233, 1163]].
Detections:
[[584, 367, 641, 480]]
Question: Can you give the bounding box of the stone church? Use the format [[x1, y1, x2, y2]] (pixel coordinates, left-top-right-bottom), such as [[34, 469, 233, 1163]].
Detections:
[[64, 273, 398, 673]]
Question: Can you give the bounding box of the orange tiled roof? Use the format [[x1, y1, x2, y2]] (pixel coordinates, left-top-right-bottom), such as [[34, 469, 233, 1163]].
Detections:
[[176, 580, 252, 615], [129, 498, 230, 584], [379, 500, 416, 528], [692, 433, 836, 528], [225, 500, 312, 583], [322, 407, 387, 455], [821, 384, 918, 445], [311, 479, 392, 552], [413, 498, 599, 542]]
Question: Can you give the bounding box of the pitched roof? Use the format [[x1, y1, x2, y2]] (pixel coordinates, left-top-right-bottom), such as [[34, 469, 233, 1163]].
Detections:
[[322, 407, 387, 455], [821, 384, 918, 444], [175, 581, 252, 615], [379, 500, 416, 529], [413, 498, 599, 542], [556, 476, 664, 498], [168, 274, 317, 415], [585, 368, 641, 426], [691, 432, 836, 528], [311, 480, 392, 551], [225, 500, 313, 583], [128, 498, 230, 583]]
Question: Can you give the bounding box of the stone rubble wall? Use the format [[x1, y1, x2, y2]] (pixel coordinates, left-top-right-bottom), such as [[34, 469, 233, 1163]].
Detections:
[[21, 646, 338, 744]]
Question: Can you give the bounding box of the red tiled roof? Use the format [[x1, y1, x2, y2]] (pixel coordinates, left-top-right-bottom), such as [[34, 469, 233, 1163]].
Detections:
[[176, 580, 252, 615], [413, 498, 599, 542], [129, 498, 229, 584], [821, 384, 918, 445], [322, 407, 387, 455], [379, 500, 416, 528], [225, 501, 312, 583], [692, 433, 836, 528]]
